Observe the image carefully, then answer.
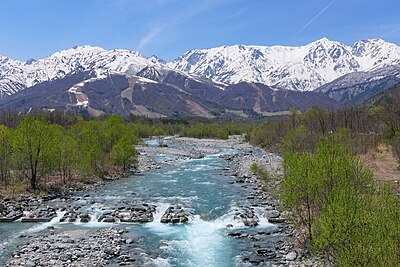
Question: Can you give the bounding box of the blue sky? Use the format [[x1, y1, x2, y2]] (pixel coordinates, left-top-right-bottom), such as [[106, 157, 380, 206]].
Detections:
[[1, 0, 399, 61]]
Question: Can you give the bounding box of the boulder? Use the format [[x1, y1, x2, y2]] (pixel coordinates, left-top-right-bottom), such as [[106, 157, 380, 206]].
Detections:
[[286, 252, 297, 261]]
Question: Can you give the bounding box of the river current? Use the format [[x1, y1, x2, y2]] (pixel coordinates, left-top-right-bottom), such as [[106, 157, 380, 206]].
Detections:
[[0, 138, 280, 266]]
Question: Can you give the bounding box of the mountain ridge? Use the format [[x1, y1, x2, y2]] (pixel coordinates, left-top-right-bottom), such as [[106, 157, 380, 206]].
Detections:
[[1, 38, 400, 96], [0, 37, 399, 117], [169, 38, 400, 91], [0, 70, 337, 118]]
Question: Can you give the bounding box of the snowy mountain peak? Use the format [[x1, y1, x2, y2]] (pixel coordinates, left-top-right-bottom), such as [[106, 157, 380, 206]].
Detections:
[[25, 58, 37, 65], [169, 38, 400, 91], [308, 37, 337, 46]]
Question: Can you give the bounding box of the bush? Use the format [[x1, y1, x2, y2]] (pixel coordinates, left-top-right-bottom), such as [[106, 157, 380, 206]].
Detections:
[[392, 131, 400, 164], [282, 134, 400, 265], [250, 163, 270, 181]]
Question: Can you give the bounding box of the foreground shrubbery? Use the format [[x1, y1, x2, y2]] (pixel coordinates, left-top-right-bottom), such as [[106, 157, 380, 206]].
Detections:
[[282, 132, 400, 266]]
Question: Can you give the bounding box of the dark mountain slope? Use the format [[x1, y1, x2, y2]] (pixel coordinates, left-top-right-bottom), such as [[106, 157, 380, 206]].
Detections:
[[0, 70, 338, 118]]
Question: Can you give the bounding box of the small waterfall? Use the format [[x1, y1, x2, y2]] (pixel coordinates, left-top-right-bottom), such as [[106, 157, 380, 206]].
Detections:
[[252, 206, 274, 228], [145, 203, 175, 234], [23, 210, 66, 233]]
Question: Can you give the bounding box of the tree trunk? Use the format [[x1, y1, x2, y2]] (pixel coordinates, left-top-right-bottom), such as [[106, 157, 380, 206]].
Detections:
[[30, 172, 37, 189], [306, 193, 312, 241]]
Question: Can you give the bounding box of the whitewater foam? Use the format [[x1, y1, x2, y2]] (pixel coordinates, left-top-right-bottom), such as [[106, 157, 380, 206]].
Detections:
[[23, 211, 66, 233]]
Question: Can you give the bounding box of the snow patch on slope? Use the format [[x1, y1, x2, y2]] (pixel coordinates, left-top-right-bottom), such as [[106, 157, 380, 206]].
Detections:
[[67, 69, 110, 108]]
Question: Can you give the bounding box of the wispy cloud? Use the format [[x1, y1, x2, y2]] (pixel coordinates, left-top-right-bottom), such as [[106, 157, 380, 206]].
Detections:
[[136, 1, 221, 50], [223, 8, 247, 20], [381, 24, 400, 38], [134, 0, 230, 51], [294, 0, 336, 36], [137, 24, 167, 50]]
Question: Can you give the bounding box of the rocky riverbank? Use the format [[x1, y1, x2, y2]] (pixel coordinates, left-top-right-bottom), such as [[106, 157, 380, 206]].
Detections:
[[135, 136, 224, 173], [7, 228, 152, 267], [220, 137, 322, 267]]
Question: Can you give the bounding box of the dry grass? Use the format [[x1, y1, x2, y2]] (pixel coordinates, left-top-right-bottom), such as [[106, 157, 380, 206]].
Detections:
[[0, 181, 29, 198], [359, 144, 400, 192], [0, 165, 128, 198]]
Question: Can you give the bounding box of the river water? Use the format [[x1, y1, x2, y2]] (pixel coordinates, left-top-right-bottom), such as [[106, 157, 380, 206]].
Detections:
[[0, 138, 282, 266]]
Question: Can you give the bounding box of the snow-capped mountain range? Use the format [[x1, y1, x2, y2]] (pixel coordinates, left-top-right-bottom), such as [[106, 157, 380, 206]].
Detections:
[[0, 37, 399, 98], [169, 38, 400, 91], [0, 45, 164, 97]]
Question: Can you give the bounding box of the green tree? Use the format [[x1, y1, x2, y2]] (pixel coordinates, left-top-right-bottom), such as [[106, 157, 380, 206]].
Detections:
[[111, 135, 138, 171], [72, 121, 104, 176], [49, 125, 79, 184], [283, 133, 400, 266], [312, 185, 400, 266], [300, 106, 328, 135], [12, 116, 52, 189], [103, 115, 127, 154], [289, 108, 298, 129], [282, 152, 317, 240], [282, 125, 320, 155], [0, 125, 13, 186]]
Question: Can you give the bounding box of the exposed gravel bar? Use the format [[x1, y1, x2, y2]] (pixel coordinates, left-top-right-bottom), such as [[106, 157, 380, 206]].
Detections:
[[7, 228, 151, 267]]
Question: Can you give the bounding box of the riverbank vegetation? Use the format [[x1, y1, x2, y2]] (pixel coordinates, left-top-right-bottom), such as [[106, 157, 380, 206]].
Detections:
[[0, 111, 252, 195], [246, 97, 400, 265], [0, 114, 140, 194], [283, 132, 399, 266], [127, 115, 252, 140]]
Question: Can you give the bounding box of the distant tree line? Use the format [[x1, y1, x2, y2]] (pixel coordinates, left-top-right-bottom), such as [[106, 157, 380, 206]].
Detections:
[[247, 102, 400, 156]]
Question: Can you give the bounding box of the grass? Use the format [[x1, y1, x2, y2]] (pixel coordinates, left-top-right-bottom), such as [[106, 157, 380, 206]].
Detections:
[[250, 163, 282, 199]]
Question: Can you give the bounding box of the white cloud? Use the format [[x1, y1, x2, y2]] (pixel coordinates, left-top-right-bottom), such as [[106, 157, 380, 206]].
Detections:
[[295, 0, 336, 36], [137, 24, 167, 50]]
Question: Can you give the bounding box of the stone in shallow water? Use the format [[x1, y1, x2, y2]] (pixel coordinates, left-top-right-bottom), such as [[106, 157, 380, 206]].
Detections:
[[268, 217, 286, 223], [244, 219, 259, 227], [80, 214, 91, 223], [125, 238, 134, 244], [101, 216, 116, 223], [227, 231, 242, 237], [25, 261, 36, 267], [232, 206, 261, 227], [114, 204, 155, 223], [266, 210, 280, 219], [286, 251, 297, 261], [160, 206, 191, 224]]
